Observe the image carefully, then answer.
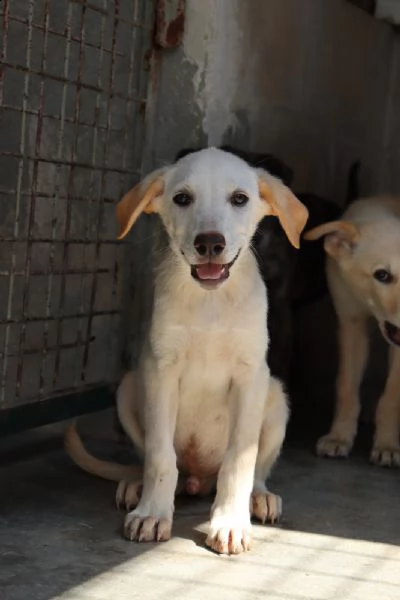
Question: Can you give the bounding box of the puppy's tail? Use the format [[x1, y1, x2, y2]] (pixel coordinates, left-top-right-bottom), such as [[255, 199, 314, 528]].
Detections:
[[64, 422, 141, 482]]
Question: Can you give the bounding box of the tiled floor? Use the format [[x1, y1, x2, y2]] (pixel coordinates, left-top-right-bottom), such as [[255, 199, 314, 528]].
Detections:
[[0, 410, 399, 600]]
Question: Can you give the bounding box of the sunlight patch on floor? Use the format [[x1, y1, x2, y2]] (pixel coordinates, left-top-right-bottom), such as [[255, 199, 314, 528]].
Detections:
[[53, 525, 400, 600]]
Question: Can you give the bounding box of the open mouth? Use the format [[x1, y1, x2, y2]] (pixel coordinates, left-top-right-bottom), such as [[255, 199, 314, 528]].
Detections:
[[190, 252, 240, 289], [383, 321, 400, 346]]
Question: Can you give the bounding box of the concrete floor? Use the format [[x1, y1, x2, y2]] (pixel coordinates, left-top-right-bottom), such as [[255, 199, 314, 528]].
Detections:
[[0, 410, 399, 600]]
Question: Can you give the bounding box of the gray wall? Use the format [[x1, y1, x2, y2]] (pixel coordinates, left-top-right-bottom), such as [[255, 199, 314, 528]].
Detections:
[[149, 0, 400, 201]]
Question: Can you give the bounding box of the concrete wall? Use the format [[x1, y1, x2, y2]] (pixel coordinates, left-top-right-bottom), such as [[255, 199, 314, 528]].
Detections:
[[143, 0, 400, 427], [148, 0, 400, 202], [381, 35, 400, 193]]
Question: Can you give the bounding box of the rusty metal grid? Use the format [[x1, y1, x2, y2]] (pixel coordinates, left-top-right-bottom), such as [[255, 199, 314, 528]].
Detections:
[[0, 0, 155, 408]]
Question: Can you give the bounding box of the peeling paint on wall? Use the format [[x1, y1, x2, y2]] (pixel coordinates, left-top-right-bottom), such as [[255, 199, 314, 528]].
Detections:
[[182, 0, 242, 145]]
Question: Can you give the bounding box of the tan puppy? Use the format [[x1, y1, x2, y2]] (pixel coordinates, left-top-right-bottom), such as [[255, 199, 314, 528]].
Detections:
[[65, 148, 308, 554], [305, 196, 400, 467]]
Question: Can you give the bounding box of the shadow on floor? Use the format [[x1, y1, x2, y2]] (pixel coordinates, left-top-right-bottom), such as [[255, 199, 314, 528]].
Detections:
[[0, 415, 399, 600]]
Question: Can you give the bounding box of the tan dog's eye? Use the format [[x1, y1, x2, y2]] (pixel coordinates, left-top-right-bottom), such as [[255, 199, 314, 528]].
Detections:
[[230, 191, 249, 207], [173, 191, 194, 207], [373, 269, 393, 284]]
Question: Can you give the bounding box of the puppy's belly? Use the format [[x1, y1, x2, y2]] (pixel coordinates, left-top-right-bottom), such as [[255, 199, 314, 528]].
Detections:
[[174, 388, 229, 478]]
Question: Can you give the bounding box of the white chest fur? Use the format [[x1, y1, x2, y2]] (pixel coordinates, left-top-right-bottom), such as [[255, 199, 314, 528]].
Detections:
[[145, 250, 269, 476]]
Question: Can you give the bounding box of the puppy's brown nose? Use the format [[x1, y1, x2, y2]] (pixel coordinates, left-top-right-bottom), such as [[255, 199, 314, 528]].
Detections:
[[194, 232, 226, 257]]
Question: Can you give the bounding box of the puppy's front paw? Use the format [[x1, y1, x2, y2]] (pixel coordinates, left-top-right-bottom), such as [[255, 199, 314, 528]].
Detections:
[[116, 480, 143, 510], [370, 445, 400, 468], [250, 492, 282, 524], [123, 510, 172, 542], [316, 433, 353, 458], [206, 515, 252, 555]]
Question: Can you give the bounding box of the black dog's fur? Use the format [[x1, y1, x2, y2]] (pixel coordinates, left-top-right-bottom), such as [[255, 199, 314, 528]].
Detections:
[[175, 147, 359, 386]]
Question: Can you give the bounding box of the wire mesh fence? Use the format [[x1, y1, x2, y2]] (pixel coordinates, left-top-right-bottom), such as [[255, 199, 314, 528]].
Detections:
[[0, 0, 155, 409]]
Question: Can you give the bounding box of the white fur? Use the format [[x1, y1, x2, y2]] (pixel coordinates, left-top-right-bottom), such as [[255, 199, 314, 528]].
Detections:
[[65, 149, 304, 554], [121, 150, 290, 554]]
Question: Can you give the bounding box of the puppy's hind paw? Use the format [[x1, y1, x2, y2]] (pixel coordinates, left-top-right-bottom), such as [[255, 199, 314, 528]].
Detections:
[[370, 445, 400, 468], [250, 492, 282, 525], [116, 480, 143, 511], [316, 434, 352, 458]]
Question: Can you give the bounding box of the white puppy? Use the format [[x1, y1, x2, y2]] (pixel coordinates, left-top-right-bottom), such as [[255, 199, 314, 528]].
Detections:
[[65, 148, 308, 554]]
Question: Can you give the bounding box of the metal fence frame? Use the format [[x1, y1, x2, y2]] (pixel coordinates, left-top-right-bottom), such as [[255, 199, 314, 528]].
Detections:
[[0, 0, 156, 432]]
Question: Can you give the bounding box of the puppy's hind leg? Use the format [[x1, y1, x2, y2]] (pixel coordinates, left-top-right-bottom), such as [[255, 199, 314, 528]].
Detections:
[[251, 377, 289, 525]]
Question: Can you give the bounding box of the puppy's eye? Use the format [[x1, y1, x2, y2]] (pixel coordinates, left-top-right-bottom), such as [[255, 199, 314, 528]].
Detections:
[[373, 268, 393, 284], [230, 191, 249, 207], [173, 191, 193, 207]]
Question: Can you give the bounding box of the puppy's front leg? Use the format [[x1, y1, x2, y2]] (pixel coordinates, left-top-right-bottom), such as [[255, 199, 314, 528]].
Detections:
[[123, 371, 178, 543], [206, 367, 268, 555], [371, 346, 400, 467], [317, 316, 368, 458]]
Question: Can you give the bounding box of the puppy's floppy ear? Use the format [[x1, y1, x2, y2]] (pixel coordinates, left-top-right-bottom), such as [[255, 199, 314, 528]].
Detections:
[[116, 167, 168, 239], [257, 171, 308, 249], [304, 220, 359, 257]]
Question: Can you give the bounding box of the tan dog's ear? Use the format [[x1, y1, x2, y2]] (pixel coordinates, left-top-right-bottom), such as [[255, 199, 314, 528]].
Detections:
[[116, 168, 167, 239], [304, 221, 359, 257], [257, 172, 309, 248]]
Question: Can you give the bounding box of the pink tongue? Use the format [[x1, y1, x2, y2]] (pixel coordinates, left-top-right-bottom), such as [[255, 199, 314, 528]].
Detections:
[[196, 263, 225, 280]]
